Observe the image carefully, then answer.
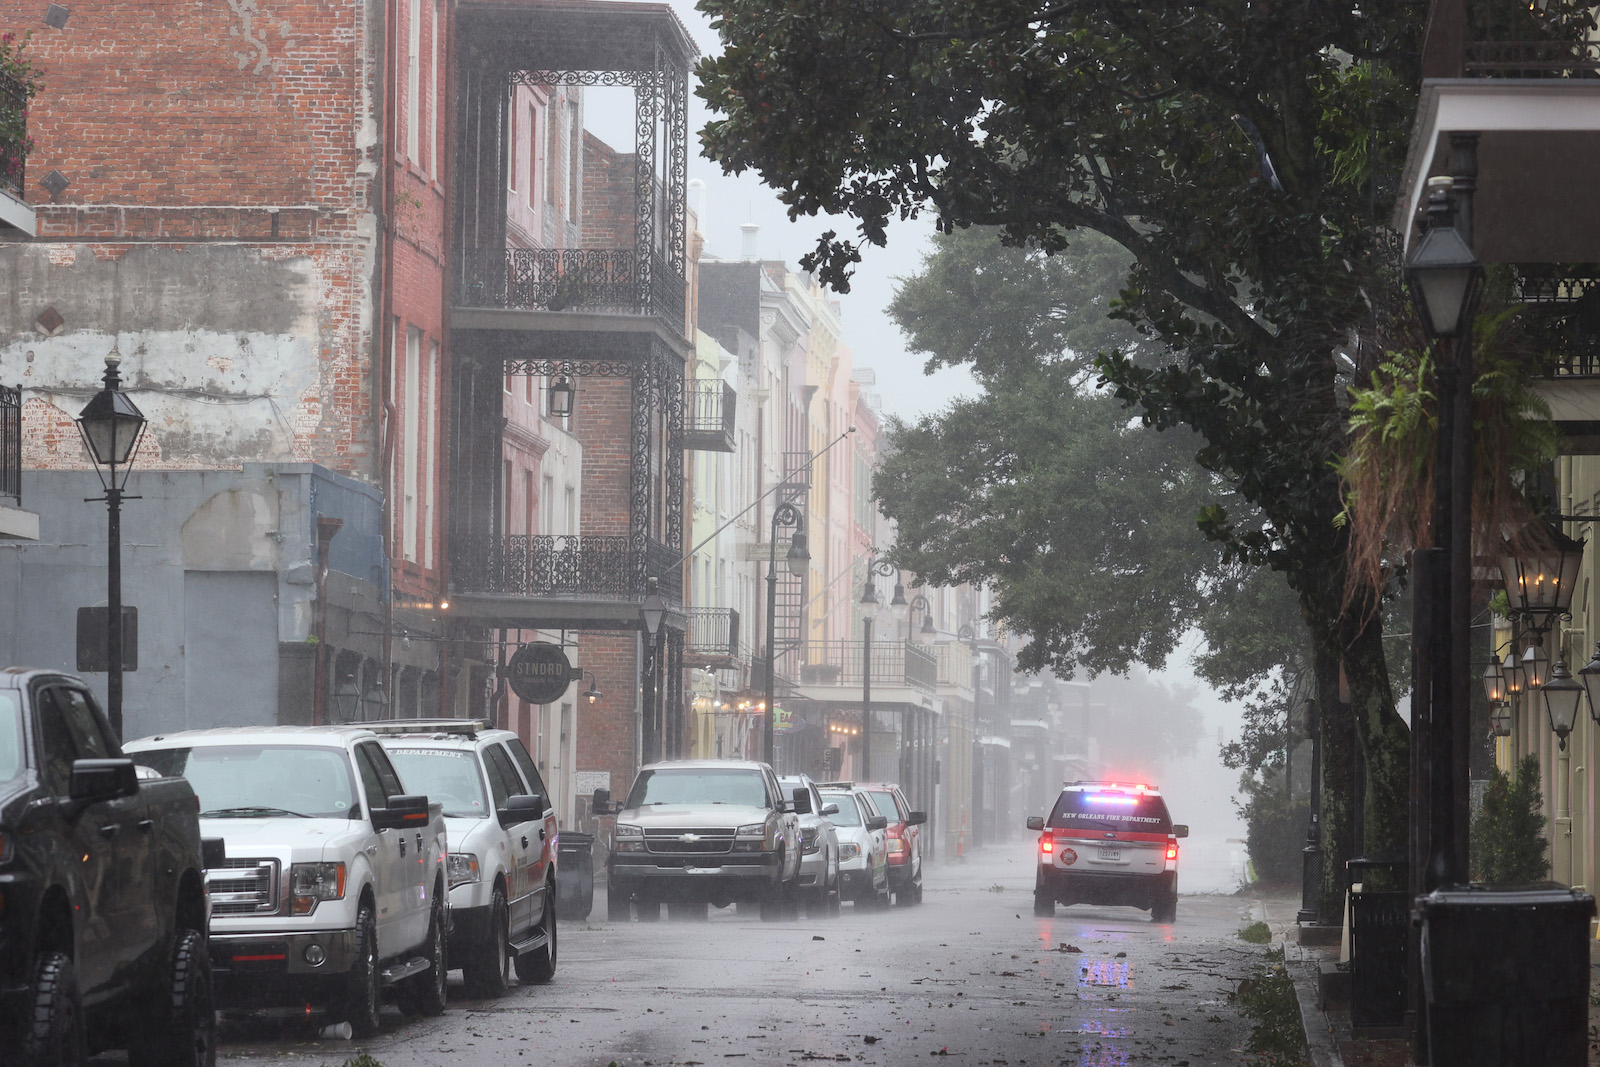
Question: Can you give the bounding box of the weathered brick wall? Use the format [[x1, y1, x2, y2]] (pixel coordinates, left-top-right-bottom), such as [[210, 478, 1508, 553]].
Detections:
[[573, 375, 633, 537], [576, 633, 640, 793], [0, 0, 384, 476], [580, 132, 635, 251]]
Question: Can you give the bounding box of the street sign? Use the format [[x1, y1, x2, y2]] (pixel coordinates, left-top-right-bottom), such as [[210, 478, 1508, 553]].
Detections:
[[506, 641, 574, 705], [76, 606, 138, 672]]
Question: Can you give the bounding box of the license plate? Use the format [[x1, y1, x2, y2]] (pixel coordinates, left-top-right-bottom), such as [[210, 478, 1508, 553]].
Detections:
[[1098, 848, 1121, 861]]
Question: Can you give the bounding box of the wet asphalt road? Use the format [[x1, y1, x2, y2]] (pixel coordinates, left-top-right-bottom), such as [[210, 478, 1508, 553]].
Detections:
[[107, 843, 1285, 1066]]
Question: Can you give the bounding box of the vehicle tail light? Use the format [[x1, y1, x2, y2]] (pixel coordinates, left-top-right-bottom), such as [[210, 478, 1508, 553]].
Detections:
[[1166, 845, 1177, 860], [1165, 838, 1178, 870], [1041, 839, 1054, 854]]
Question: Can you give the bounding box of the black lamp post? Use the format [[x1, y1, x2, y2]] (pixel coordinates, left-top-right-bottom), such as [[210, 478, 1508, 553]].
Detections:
[[763, 503, 807, 766], [860, 556, 897, 780], [909, 593, 934, 637], [582, 670, 603, 706], [76, 353, 147, 740], [548, 374, 575, 419], [960, 624, 981, 848], [1404, 171, 1485, 897], [641, 576, 666, 762]]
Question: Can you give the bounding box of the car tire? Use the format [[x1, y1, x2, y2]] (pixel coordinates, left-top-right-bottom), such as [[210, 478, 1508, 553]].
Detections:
[[403, 896, 448, 1016], [22, 950, 86, 1067], [463, 886, 512, 998], [515, 886, 558, 984], [1033, 890, 1055, 917], [128, 928, 216, 1067], [607, 885, 632, 923], [340, 902, 383, 1038]]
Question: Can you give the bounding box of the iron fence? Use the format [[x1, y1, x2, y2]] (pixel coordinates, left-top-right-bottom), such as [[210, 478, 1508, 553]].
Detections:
[[0, 72, 24, 204], [1431, 0, 1600, 77], [683, 380, 736, 446], [455, 246, 686, 330], [452, 533, 684, 602], [0, 383, 18, 503], [685, 607, 741, 662], [799, 639, 937, 693]]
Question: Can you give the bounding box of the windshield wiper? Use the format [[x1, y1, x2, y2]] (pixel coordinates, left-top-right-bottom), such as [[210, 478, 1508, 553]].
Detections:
[[199, 806, 312, 819]]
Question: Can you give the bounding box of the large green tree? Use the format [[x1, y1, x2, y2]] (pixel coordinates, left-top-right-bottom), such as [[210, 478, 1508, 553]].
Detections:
[[698, 0, 1424, 911]]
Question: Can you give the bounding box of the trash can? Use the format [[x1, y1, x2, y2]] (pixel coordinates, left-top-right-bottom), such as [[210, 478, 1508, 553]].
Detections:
[[1419, 885, 1596, 1066], [556, 831, 595, 921], [1347, 858, 1408, 1033]]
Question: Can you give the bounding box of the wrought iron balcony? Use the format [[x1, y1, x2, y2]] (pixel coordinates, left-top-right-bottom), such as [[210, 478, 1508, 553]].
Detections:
[[0, 73, 25, 205], [1425, 0, 1600, 78], [685, 607, 742, 668], [0, 383, 18, 504], [452, 534, 682, 603], [681, 381, 736, 453], [781, 451, 813, 491], [798, 640, 937, 694], [455, 246, 685, 331]]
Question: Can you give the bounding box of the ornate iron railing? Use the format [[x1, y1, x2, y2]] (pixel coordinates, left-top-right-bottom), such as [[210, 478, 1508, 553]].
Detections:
[[454, 534, 635, 598], [782, 451, 813, 489], [456, 246, 686, 330], [0, 73, 25, 204], [686, 607, 741, 662], [0, 383, 18, 504], [1425, 0, 1600, 77], [682, 380, 736, 451], [933, 642, 974, 688], [798, 640, 937, 694]]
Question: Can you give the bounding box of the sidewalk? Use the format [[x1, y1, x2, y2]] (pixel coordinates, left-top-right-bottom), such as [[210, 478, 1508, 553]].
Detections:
[[1257, 896, 1409, 1067], [1261, 896, 1600, 1067]]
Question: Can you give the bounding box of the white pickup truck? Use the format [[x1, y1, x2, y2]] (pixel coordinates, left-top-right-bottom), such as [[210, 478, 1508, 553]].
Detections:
[[125, 726, 448, 1035]]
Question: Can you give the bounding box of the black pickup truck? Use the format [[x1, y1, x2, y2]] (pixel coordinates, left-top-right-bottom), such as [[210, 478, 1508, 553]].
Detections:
[[0, 668, 216, 1066]]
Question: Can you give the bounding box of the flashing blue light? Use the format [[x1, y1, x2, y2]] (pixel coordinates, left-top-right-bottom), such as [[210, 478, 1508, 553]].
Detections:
[[1084, 793, 1138, 806]]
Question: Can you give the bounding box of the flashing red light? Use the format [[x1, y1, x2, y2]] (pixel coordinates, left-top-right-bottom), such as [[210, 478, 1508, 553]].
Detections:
[[1166, 845, 1178, 860], [1042, 840, 1054, 854]]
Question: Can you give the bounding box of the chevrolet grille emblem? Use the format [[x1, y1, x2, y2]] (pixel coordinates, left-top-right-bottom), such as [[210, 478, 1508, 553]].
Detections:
[[679, 833, 701, 844]]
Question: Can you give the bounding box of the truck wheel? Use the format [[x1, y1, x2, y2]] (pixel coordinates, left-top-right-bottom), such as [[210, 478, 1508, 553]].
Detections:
[[22, 951, 85, 1067], [340, 903, 382, 1038], [463, 886, 511, 997], [606, 886, 631, 923], [514, 888, 557, 985], [403, 897, 448, 1016], [128, 929, 216, 1067]]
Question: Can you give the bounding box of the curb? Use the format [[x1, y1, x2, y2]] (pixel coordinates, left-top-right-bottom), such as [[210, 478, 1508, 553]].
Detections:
[[1283, 939, 1343, 1067]]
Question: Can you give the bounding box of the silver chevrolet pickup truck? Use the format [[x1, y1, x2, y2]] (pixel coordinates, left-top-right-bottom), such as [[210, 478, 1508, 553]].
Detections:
[[596, 759, 805, 922]]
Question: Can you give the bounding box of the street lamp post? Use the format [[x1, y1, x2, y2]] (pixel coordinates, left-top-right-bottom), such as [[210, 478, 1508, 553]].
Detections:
[[860, 557, 897, 780], [641, 576, 667, 763], [960, 624, 981, 848], [76, 353, 147, 740], [1404, 166, 1484, 894], [763, 503, 808, 766]]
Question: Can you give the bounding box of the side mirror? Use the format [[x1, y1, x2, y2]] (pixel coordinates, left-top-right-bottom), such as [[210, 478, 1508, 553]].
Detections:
[[591, 787, 612, 815], [866, 814, 888, 832], [1026, 816, 1045, 832], [905, 810, 927, 827], [500, 793, 543, 825], [68, 758, 138, 805], [820, 803, 839, 817], [1172, 824, 1189, 839], [373, 793, 430, 831], [201, 837, 228, 869], [791, 787, 813, 816]]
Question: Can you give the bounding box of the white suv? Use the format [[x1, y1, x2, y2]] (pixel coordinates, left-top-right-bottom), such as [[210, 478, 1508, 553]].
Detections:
[[125, 726, 450, 1034], [372, 720, 557, 997], [1026, 781, 1189, 923]]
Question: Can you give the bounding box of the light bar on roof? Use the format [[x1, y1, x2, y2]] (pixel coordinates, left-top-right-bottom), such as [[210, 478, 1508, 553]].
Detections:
[[1084, 793, 1138, 806]]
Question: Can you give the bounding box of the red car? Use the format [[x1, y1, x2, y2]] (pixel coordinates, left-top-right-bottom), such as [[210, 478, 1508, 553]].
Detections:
[[822, 781, 925, 906]]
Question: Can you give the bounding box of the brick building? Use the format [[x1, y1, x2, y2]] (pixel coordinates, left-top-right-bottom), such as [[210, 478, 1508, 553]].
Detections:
[[0, 0, 703, 817]]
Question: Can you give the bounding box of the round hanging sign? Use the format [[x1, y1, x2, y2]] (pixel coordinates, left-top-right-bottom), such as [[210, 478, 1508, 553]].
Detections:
[[507, 641, 574, 705]]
